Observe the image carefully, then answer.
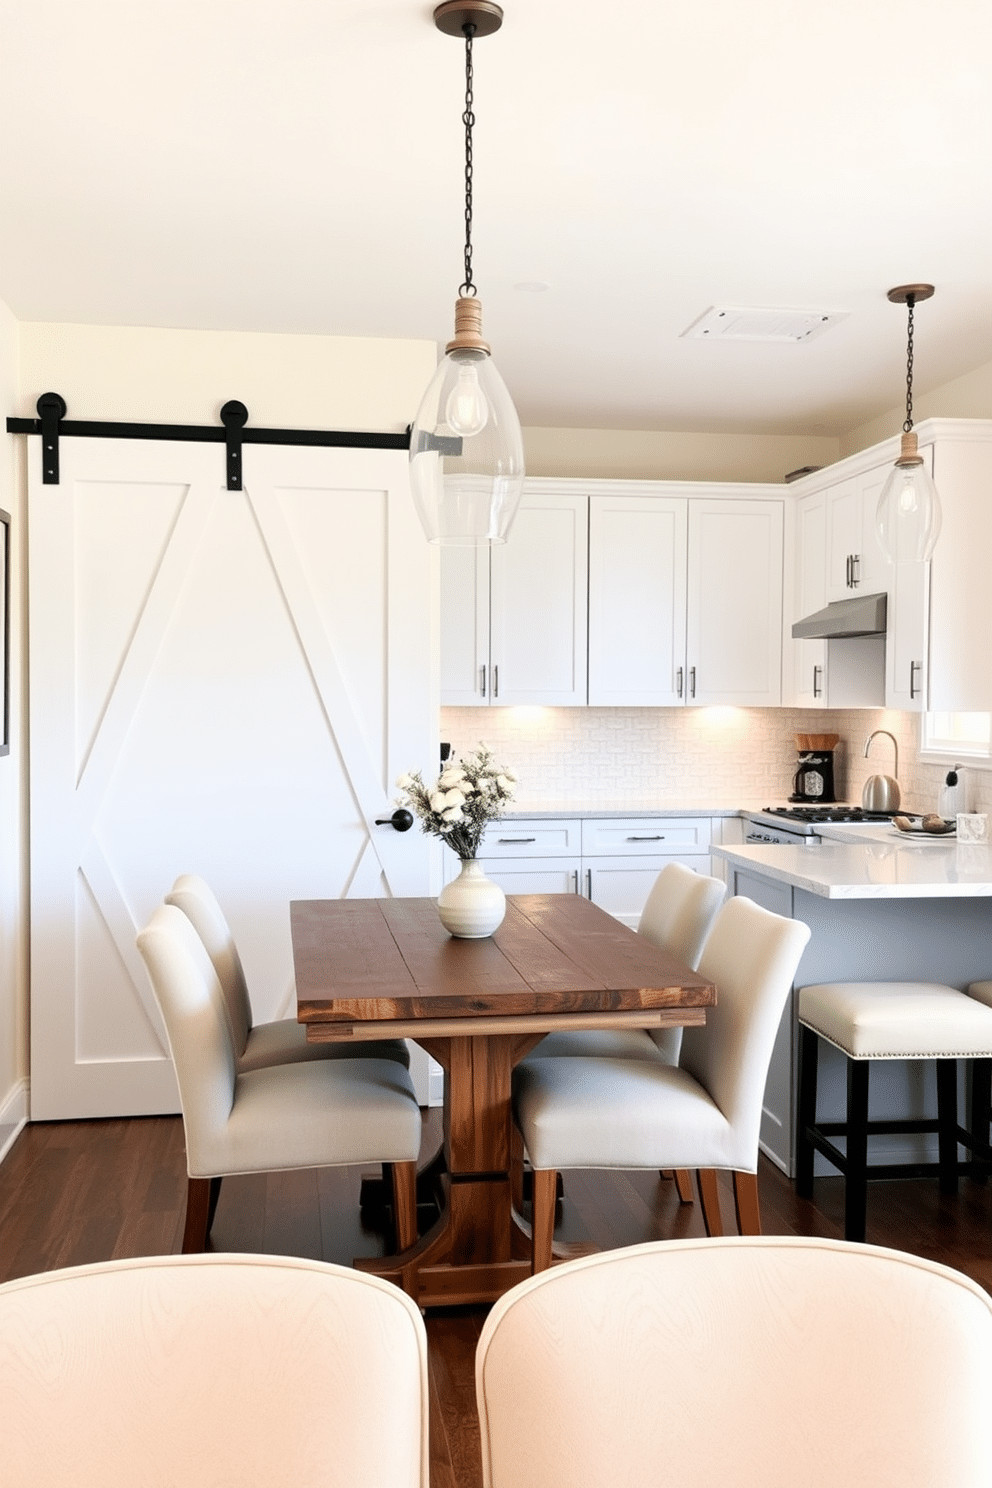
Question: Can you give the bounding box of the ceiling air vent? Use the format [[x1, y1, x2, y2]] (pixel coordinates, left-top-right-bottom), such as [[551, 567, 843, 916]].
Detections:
[[681, 306, 848, 343]]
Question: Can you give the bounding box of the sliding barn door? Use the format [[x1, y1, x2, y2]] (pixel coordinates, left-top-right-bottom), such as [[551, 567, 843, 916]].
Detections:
[[29, 437, 435, 1119]]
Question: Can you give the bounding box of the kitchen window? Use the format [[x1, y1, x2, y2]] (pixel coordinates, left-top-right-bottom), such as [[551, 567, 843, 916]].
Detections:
[[921, 712, 992, 765]]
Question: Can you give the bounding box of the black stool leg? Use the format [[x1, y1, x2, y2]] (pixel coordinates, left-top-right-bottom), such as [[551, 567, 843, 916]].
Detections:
[[970, 1057, 991, 1171], [796, 1024, 818, 1199], [845, 1058, 870, 1242], [936, 1058, 959, 1195]]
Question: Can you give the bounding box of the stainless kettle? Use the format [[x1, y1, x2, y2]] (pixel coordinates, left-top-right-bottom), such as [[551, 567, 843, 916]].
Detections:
[[862, 729, 901, 812]]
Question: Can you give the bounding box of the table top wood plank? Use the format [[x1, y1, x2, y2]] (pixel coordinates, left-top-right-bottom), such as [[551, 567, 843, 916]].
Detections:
[[293, 894, 715, 1027]]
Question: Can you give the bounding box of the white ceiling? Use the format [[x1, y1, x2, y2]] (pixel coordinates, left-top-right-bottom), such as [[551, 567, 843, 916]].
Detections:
[[1, 0, 990, 436]]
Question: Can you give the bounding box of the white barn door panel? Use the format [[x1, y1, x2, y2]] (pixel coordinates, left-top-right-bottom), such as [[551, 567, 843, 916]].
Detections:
[[29, 437, 435, 1119]]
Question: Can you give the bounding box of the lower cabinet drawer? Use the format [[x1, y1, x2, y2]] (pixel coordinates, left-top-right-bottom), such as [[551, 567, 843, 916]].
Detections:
[[479, 859, 581, 896], [581, 817, 712, 856], [481, 819, 581, 858]]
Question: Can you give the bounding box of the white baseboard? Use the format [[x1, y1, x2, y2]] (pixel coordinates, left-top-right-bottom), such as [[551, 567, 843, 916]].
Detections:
[[0, 1078, 28, 1166]]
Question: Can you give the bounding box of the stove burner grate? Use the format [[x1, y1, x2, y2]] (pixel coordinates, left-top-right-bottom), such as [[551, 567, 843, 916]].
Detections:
[[763, 806, 900, 824]]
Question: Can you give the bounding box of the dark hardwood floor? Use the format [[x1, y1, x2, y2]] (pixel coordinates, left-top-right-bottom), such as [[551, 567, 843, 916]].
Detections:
[[2, 1110, 991, 1488]]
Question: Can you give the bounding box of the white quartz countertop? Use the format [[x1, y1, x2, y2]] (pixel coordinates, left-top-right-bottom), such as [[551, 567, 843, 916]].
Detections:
[[712, 838, 992, 899]]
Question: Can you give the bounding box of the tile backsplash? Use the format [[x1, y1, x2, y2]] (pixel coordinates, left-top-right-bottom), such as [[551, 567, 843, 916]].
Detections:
[[441, 706, 992, 816]]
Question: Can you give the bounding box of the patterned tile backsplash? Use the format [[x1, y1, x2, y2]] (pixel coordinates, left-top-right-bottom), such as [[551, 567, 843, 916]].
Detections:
[[440, 706, 992, 816]]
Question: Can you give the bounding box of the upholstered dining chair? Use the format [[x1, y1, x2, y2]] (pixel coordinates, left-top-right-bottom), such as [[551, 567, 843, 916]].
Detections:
[[513, 895, 811, 1269], [137, 904, 422, 1253], [165, 872, 411, 1072], [475, 1236, 992, 1488], [515, 862, 725, 1204], [0, 1252, 429, 1488]]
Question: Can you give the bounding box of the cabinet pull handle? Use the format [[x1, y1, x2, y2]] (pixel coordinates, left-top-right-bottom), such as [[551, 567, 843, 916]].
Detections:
[[571, 870, 579, 894], [845, 554, 852, 587], [910, 660, 922, 700], [813, 664, 823, 699], [480, 664, 487, 698], [493, 664, 499, 699], [585, 869, 592, 899], [689, 666, 696, 699], [627, 834, 664, 841], [851, 553, 861, 587], [676, 666, 684, 699], [498, 836, 536, 843]]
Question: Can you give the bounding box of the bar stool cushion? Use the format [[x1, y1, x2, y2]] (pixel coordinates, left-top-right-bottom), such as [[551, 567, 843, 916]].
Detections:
[[798, 982, 992, 1061], [966, 980, 992, 1007]]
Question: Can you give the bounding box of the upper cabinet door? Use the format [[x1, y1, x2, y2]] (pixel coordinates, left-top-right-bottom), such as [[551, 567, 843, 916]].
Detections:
[[588, 495, 688, 706], [825, 477, 859, 599], [793, 492, 828, 708], [439, 545, 490, 705], [488, 490, 588, 706], [686, 500, 783, 706]]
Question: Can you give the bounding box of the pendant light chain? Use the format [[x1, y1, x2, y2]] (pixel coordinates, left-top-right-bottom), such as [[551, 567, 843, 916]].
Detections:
[[460, 24, 477, 297], [903, 293, 916, 434]]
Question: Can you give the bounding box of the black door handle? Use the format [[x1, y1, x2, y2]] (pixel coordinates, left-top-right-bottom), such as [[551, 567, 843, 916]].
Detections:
[[374, 808, 414, 832]]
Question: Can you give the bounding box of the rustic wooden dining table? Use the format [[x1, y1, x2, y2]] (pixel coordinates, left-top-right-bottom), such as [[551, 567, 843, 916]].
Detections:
[[292, 892, 717, 1307]]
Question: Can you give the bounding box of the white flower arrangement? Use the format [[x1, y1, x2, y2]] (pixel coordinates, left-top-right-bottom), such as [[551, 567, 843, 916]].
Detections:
[[396, 742, 518, 860]]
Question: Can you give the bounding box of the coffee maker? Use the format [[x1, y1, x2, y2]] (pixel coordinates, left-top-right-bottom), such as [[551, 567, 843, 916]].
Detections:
[[790, 733, 838, 803]]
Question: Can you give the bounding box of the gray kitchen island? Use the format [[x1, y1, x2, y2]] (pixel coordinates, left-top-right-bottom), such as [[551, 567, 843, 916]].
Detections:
[[712, 833, 992, 1176]]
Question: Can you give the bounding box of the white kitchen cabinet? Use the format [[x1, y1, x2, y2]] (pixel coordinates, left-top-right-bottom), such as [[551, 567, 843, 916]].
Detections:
[[459, 816, 714, 930], [791, 491, 828, 709], [440, 488, 588, 706], [587, 495, 687, 706], [588, 491, 784, 708], [824, 472, 889, 602], [786, 426, 992, 713], [686, 500, 784, 706]]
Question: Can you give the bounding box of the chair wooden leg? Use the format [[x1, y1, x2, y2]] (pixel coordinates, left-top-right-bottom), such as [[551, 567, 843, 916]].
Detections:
[[511, 1123, 525, 1212], [696, 1168, 724, 1236], [181, 1176, 212, 1253], [391, 1160, 418, 1252], [673, 1168, 694, 1203], [970, 1057, 992, 1173], [206, 1175, 223, 1231], [732, 1171, 762, 1235], [531, 1169, 558, 1273]]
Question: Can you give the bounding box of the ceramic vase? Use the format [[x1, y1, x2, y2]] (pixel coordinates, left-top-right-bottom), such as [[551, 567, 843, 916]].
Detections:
[[437, 857, 506, 939]]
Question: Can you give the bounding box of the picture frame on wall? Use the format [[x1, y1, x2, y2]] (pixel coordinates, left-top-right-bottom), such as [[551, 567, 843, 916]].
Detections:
[[0, 508, 9, 756]]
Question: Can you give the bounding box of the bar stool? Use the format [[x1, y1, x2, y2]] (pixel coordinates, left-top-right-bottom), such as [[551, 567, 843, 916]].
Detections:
[[796, 981, 992, 1241]]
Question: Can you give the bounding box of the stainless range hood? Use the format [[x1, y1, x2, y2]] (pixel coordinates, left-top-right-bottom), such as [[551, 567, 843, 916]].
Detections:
[[791, 592, 887, 640]]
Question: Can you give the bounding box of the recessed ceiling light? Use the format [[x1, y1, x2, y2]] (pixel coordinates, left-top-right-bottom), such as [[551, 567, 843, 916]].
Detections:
[[681, 306, 848, 342], [513, 280, 551, 293]]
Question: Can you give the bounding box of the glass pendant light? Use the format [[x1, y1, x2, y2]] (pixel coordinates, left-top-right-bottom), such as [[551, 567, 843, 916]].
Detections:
[[876, 284, 942, 563], [410, 2, 525, 546]]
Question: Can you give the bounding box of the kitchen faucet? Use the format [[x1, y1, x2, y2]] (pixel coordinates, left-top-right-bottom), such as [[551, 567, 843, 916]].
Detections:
[[864, 729, 898, 775]]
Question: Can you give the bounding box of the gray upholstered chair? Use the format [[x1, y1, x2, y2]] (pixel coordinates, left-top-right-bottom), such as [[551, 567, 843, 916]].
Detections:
[[137, 904, 422, 1253], [0, 1252, 429, 1488], [513, 895, 811, 1269], [475, 1236, 992, 1488], [165, 872, 410, 1072]]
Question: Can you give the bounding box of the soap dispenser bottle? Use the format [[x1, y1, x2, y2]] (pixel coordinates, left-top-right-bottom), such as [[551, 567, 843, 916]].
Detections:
[[939, 764, 967, 818]]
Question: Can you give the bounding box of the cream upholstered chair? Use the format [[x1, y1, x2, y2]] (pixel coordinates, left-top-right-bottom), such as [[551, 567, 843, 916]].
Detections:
[[0, 1253, 429, 1488], [515, 861, 725, 1206], [513, 895, 811, 1268], [797, 980, 992, 1240], [522, 861, 725, 1063], [137, 904, 422, 1252], [165, 872, 410, 1072], [475, 1236, 992, 1488]]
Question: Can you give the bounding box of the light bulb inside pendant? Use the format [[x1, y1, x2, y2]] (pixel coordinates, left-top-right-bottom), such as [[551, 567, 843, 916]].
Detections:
[[445, 354, 490, 436]]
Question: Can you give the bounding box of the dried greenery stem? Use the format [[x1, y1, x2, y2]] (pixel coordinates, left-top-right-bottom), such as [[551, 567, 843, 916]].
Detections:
[[396, 743, 518, 860]]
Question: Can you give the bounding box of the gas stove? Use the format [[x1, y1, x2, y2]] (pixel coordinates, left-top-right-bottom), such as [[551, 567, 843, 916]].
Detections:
[[744, 805, 901, 843]]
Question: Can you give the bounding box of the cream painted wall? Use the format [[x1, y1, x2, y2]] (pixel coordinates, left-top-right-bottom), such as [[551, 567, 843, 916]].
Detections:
[[840, 357, 992, 459], [523, 425, 840, 484], [16, 322, 437, 430]]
